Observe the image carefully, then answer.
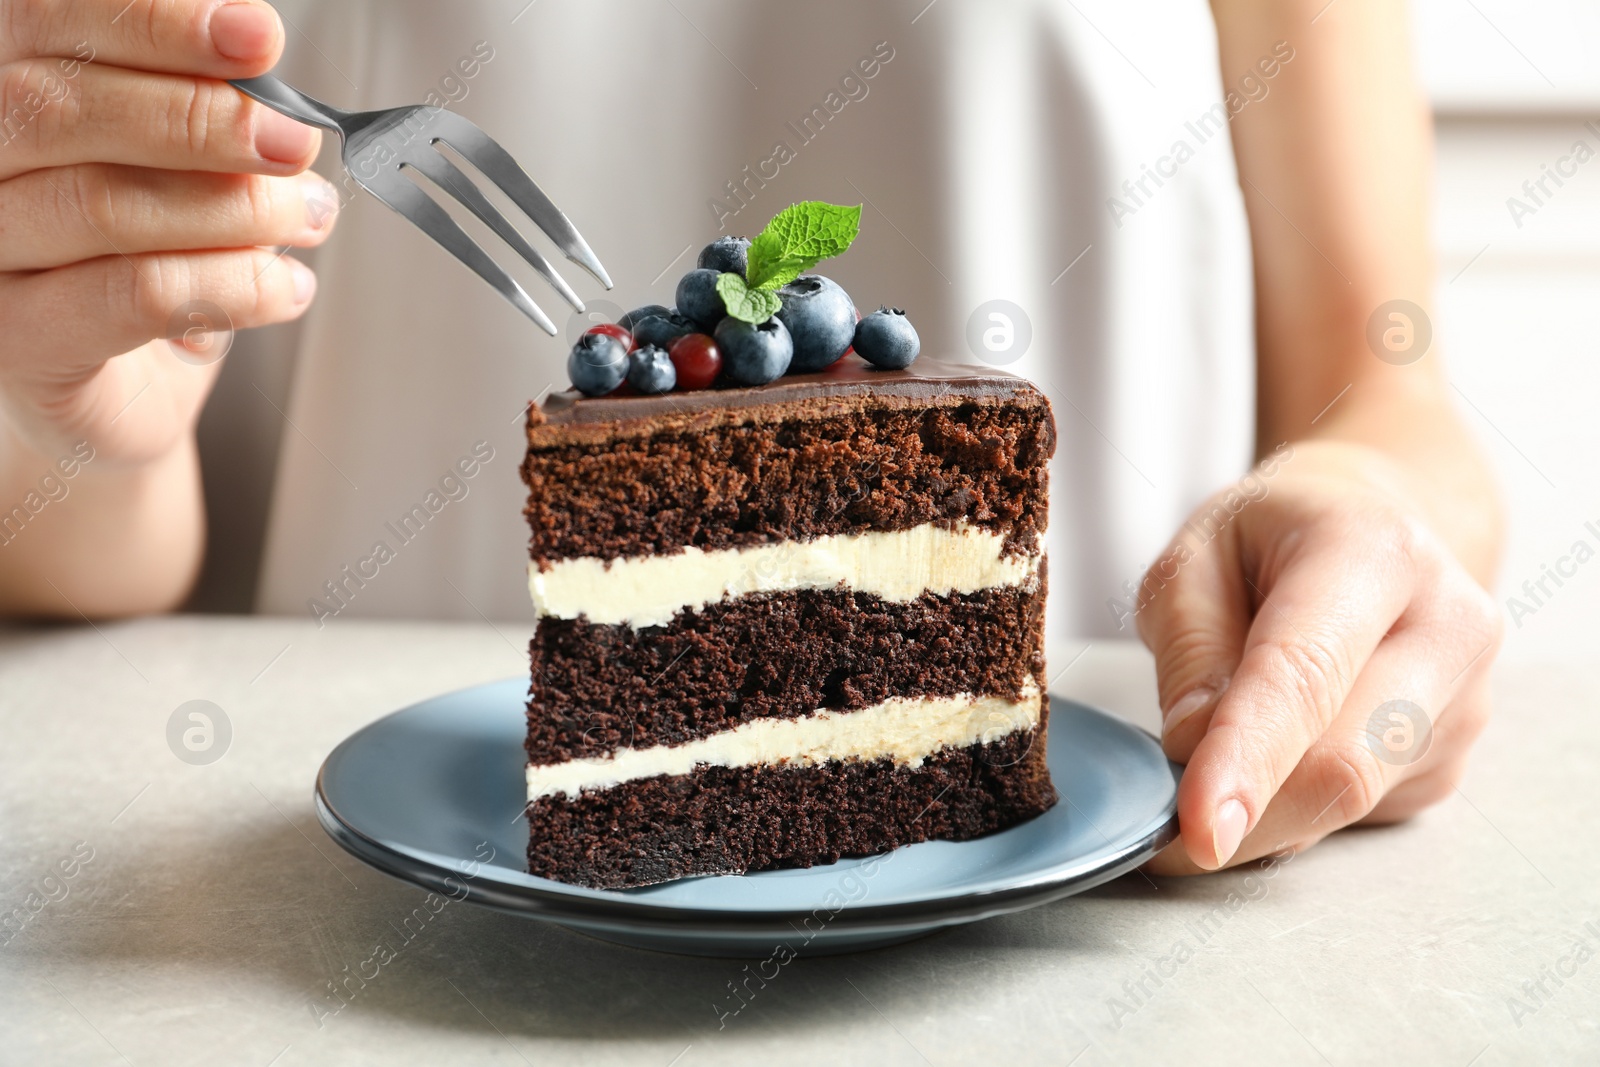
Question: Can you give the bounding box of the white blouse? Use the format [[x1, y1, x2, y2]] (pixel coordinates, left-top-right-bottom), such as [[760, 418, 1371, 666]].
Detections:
[[206, 0, 1253, 640]]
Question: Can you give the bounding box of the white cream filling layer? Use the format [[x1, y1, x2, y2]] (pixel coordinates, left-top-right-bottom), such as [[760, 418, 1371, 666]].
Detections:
[[529, 521, 1039, 628], [525, 682, 1041, 801]]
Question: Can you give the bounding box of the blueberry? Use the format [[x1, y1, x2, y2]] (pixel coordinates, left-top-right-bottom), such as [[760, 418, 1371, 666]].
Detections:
[[714, 316, 793, 385], [775, 275, 856, 373], [627, 344, 677, 394], [618, 304, 672, 332], [696, 236, 750, 277], [854, 306, 921, 369], [676, 268, 727, 331], [567, 332, 629, 396], [630, 311, 699, 351]]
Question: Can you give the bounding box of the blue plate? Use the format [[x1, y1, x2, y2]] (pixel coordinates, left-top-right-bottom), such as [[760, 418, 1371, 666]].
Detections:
[[316, 679, 1180, 956]]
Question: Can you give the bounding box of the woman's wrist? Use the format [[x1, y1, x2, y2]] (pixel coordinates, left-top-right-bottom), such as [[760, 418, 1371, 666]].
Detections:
[[0, 417, 205, 617]]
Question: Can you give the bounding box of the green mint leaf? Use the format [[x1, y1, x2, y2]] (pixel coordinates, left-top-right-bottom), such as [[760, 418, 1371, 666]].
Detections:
[[745, 201, 862, 291], [716, 272, 782, 324]]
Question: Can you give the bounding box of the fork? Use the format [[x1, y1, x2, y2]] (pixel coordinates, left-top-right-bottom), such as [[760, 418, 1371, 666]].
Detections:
[[230, 74, 611, 335]]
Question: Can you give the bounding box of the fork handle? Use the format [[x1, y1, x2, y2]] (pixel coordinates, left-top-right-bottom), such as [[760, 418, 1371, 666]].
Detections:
[[230, 74, 348, 134]]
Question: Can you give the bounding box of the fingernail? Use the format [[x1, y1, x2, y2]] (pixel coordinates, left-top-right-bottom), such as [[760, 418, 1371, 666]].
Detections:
[[300, 175, 340, 233], [1162, 687, 1216, 739], [255, 109, 317, 165], [210, 3, 279, 61], [289, 260, 317, 304], [1211, 799, 1248, 868]]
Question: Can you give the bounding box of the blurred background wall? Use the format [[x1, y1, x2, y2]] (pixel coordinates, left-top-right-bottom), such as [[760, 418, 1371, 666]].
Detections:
[[200, 0, 1598, 667], [1416, 0, 1600, 665]]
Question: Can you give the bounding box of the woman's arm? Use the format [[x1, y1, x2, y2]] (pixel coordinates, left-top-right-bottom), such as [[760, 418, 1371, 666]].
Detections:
[[1140, 0, 1505, 873], [1216, 0, 1501, 580], [0, 363, 208, 616]]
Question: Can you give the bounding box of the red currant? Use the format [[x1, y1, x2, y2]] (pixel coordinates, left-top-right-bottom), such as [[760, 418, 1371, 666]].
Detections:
[[668, 333, 722, 391], [585, 323, 632, 348]]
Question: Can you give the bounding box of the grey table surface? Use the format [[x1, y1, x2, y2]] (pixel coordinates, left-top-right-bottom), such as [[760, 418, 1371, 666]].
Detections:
[[1, 616, 1596, 1066]]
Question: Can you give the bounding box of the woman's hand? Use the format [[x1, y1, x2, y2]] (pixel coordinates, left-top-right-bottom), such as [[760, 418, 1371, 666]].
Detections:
[[1138, 440, 1503, 873], [0, 0, 336, 464]]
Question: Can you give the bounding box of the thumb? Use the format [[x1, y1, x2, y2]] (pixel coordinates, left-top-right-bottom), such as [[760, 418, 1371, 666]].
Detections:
[[1133, 524, 1251, 763]]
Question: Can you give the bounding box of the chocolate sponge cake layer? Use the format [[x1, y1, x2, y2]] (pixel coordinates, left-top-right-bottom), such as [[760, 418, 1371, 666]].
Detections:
[[523, 368, 1053, 566], [525, 725, 1056, 889], [526, 581, 1046, 765], [520, 358, 1058, 889]]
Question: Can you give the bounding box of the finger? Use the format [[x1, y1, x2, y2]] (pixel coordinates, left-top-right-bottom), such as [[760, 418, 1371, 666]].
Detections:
[[1144, 835, 1256, 876], [1218, 649, 1442, 867], [0, 164, 340, 271], [1133, 523, 1252, 762], [1158, 561, 1499, 873], [0, 248, 316, 378], [1291, 575, 1499, 840], [1363, 619, 1498, 824], [1165, 665, 1474, 873], [1144, 642, 1437, 879], [0, 61, 320, 181], [4, 0, 283, 77], [1362, 682, 1488, 825], [1175, 519, 1421, 869]]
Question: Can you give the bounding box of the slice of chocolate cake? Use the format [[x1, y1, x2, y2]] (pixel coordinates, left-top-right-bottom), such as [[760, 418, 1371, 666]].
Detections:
[[519, 357, 1057, 888]]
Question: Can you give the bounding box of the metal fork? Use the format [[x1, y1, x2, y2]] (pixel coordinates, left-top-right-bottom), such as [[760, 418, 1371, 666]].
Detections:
[[231, 74, 611, 335]]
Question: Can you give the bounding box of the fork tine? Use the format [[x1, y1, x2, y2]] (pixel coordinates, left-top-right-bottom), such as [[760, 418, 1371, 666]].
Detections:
[[358, 168, 558, 335], [406, 148, 585, 314], [429, 117, 614, 290]]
